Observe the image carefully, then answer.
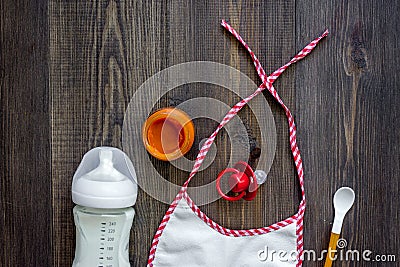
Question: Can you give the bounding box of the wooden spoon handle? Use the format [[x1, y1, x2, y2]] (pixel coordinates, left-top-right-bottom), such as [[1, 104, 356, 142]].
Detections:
[[324, 232, 340, 267]]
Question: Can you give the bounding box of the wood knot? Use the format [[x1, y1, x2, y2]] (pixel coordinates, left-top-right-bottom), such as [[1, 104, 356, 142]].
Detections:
[[250, 147, 261, 159], [350, 34, 367, 70], [344, 22, 368, 75]]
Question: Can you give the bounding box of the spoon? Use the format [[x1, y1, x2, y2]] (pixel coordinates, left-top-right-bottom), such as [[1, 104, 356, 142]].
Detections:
[[324, 187, 355, 267]]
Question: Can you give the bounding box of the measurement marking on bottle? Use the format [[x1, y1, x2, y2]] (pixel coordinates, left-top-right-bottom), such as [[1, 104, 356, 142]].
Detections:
[[94, 218, 124, 267]]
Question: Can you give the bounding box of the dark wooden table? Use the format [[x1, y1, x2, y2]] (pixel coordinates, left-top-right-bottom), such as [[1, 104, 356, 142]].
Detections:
[[1, 0, 399, 266]]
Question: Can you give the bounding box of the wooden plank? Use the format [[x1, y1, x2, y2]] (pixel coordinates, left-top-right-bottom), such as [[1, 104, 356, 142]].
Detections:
[[0, 0, 51, 266], [49, 1, 171, 265], [296, 0, 400, 265]]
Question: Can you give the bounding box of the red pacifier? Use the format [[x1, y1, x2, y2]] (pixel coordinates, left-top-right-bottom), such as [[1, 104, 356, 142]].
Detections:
[[216, 161, 267, 201]]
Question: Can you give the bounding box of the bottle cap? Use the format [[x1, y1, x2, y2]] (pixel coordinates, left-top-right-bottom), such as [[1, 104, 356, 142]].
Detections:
[[72, 147, 138, 208]]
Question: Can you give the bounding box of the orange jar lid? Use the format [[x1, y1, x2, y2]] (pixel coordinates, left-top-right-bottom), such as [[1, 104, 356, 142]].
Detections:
[[142, 108, 195, 161]]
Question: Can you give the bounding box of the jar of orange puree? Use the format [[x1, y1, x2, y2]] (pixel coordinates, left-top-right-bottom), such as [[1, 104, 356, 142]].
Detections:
[[142, 108, 195, 161]]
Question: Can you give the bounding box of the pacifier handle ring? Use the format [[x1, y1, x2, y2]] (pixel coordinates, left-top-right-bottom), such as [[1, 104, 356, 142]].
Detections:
[[216, 168, 245, 201]]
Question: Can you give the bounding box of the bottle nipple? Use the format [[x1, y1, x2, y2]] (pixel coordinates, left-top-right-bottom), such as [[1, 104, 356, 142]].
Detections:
[[72, 147, 138, 208], [81, 150, 128, 182]]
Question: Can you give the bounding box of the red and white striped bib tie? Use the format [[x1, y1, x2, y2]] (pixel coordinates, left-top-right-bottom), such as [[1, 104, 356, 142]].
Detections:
[[147, 20, 328, 267]]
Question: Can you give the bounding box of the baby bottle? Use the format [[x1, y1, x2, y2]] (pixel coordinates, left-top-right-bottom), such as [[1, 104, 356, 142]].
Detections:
[[71, 147, 138, 267]]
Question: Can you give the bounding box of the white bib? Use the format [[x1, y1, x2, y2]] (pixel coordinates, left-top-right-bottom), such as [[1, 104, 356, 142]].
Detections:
[[147, 20, 328, 267], [153, 197, 299, 266]]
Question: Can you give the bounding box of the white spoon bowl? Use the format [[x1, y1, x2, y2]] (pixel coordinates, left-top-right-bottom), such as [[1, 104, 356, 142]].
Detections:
[[332, 187, 355, 234]]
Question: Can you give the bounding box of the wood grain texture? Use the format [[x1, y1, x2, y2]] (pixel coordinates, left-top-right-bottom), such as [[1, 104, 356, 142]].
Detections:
[[1, 0, 399, 266], [296, 0, 400, 266], [0, 0, 51, 266]]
